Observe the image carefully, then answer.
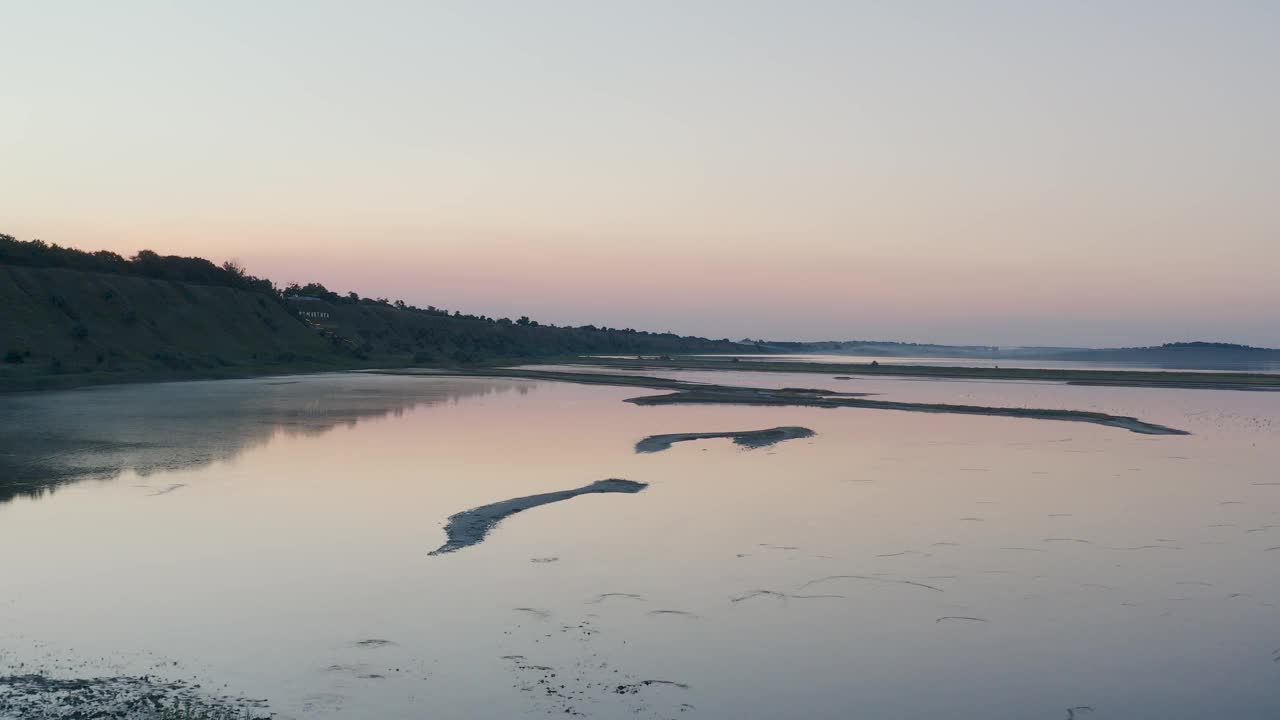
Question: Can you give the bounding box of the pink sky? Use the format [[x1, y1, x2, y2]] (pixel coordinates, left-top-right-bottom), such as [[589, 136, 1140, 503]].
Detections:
[[4, 2, 1277, 346]]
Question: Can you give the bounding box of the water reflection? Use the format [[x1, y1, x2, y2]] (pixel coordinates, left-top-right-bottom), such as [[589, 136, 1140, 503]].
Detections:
[[0, 373, 532, 504], [0, 373, 1276, 719]]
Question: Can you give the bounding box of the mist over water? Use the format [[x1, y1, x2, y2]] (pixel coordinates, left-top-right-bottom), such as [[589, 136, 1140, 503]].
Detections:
[[1, 372, 1278, 719]]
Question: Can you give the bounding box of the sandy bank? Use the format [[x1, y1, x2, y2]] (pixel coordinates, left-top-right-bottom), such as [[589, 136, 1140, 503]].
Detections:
[[626, 389, 1190, 435], [635, 426, 815, 453]]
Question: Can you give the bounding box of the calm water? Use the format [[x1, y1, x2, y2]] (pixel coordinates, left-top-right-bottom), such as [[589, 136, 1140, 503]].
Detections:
[[1, 372, 1279, 719]]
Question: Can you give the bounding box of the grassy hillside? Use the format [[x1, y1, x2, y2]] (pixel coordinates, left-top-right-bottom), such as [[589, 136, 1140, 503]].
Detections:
[[0, 264, 329, 381], [0, 262, 749, 390]]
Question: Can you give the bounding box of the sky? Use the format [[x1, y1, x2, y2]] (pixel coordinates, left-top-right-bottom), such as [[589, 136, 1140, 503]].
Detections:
[[3, 1, 1277, 347]]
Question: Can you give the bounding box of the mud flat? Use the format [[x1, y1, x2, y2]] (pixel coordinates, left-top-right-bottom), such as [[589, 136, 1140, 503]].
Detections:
[[430, 479, 648, 555], [636, 426, 815, 453], [380, 368, 1190, 436]]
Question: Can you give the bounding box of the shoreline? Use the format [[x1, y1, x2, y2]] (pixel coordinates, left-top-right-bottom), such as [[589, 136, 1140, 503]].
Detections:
[[563, 356, 1280, 392], [4, 353, 1278, 395], [0, 355, 566, 395]]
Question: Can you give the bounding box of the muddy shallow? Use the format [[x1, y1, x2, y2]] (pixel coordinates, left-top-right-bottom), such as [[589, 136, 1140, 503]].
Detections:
[[1, 373, 1278, 719]]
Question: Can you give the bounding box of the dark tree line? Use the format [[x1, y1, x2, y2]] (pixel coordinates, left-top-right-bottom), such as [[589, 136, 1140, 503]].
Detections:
[[330, 305, 745, 363], [0, 235, 277, 294]]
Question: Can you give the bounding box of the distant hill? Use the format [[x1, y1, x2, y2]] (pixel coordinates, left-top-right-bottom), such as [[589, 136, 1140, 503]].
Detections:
[[0, 234, 751, 389], [1031, 342, 1280, 364]]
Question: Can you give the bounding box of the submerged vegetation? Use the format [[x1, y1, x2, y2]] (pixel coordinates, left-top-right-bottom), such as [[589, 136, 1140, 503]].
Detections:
[[154, 702, 270, 720], [0, 673, 271, 720]]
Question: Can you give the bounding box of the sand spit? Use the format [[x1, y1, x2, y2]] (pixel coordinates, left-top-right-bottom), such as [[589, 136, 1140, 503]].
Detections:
[[429, 479, 648, 555], [626, 389, 1190, 436], [565, 356, 1280, 392], [0, 673, 269, 719], [380, 368, 1190, 435], [635, 426, 815, 453]]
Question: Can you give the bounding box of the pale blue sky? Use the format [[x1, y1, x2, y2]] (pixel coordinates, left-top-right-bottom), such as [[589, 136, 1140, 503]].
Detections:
[[3, 1, 1277, 345]]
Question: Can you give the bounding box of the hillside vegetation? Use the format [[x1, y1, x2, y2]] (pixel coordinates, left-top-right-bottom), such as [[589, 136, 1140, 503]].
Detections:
[[0, 234, 749, 389], [0, 264, 329, 382]]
